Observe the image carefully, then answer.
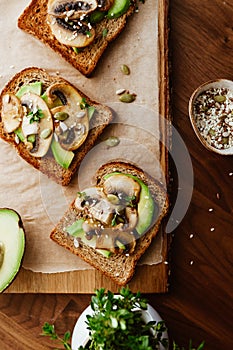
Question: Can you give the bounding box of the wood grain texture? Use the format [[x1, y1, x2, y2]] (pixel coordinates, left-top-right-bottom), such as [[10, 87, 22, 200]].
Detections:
[[0, 0, 233, 349]]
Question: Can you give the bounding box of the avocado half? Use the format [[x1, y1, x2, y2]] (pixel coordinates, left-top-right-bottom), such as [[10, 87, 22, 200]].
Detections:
[[0, 208, 25, 293]]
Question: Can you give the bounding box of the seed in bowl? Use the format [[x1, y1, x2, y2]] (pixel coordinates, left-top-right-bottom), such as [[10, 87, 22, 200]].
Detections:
[[193, 87, 233, 149]]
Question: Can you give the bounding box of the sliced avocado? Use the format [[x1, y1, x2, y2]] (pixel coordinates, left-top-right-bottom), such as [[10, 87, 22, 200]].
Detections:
[[15, 82, 42, 98], [41, 92, 63, 109], [96, 249, 112, 258], [115, 240, 126, 250], [88, 106, 96, 120], [51, 138, 75, 169], [89, 10, 106, 23], [107, 0, 131, 19], [66, 219, 97, 249], [104, 172, 155, 235], [134, 179, 155, 235], [27, 134, 36, 144], [0, 208, 25, 293], [14, 127, 25, 142], [66, 219, 85, 236]]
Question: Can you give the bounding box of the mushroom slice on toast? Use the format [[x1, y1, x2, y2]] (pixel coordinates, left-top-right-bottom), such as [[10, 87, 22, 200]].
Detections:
[[48, 0, 98, 19], [47, 14, 95, 48], [20, 93, 53, 158], [46, 82, 89, 151], [1, 94, 23, 133]]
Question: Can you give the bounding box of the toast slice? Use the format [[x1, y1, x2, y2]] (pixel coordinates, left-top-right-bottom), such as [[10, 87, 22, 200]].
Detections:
[[18, 0, 136, 76], [0, 67, 113, 185], [50, 161, 169, 285]]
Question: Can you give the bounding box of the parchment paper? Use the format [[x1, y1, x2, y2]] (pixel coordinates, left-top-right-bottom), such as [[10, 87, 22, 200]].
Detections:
[[0, 0, 166, 273]]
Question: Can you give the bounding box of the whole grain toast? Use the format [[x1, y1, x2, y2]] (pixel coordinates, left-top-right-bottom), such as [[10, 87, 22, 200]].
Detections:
[[18, 0, 136, 76], [0, 67, 113, 185], [50, 161, 169, 285]]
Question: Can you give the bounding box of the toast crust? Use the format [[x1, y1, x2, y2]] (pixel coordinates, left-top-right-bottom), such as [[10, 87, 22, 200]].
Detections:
[[18, 0, 136, 76], [50, 161, 169, 285], [0, 67, 113, 185]]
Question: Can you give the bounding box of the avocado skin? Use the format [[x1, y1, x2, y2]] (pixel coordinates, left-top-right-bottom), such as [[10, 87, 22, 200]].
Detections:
[[104, 172, 155, 235], [15, 82, 42, 98], [51, 138, 74, 169], [0, 208, 25, 293], [107, 0, 131, 19]]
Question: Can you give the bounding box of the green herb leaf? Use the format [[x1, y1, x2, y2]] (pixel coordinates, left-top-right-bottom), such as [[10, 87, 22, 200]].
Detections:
[[28, 108, 44, 124], [41, 322, 72, 350], [80, 97, 90, 110]]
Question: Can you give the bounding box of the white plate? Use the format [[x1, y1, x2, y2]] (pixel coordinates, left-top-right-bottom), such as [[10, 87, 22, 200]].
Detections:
[[71, 302, 168, 350]]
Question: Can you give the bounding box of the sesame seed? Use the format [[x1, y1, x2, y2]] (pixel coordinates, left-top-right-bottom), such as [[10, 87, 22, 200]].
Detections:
[[208, 208, 214, 212], [216, 193, 220, 199], [190, 260, 194, 265], [189, 233, 194, 239], [164, 261, 168, 264], [229, 172, 233, 176], [210, 227, 215, 232], [9, 65, 15, 69]]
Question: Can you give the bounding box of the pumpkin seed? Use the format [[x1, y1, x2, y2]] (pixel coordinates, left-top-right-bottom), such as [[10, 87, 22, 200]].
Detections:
[[76, 111, 86, 119], [105, 136, 120, 147], [119, 93, 136, 103], [0, 242, 5, 268], [121, 64, 130, 75], [116, 88, 126, 95], [54, 111, 69, 121], [41, 128, 52, 139], [107, 194, 120, 205], [214, 95, 226, 103]]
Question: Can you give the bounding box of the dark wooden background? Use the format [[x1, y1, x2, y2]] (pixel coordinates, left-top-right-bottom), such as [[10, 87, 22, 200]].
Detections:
[[0, 0, 233, 349]]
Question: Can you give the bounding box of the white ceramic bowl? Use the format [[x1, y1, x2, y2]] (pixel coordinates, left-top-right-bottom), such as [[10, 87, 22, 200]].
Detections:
[[71, 302, 168, 350], [189, 79, 233, 155]]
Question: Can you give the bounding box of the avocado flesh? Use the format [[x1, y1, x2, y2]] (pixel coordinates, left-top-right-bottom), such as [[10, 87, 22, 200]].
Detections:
[[107, 0, 131, 19], [104, 172, 155, 235], [0, 209, 25, 293], [51, 138, 74, 169], [41, 92, 63, 109], [15, 82, 42, 98], [66, 219, 112, 257]]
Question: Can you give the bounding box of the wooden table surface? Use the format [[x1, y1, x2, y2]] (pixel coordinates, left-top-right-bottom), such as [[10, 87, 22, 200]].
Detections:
[[1, 0, 233, 349]]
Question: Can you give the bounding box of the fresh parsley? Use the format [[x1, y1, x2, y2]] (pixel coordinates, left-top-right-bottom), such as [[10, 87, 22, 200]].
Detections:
[[41, 288, 205, 350], [28, 108, 44, 124], [80, 97, 90, 110], [42, 322, 71, 350], [173, 340, 205, 350]]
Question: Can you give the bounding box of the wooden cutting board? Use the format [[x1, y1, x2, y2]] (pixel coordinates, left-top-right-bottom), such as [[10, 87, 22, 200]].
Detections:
[[4, 0, 170, 294]]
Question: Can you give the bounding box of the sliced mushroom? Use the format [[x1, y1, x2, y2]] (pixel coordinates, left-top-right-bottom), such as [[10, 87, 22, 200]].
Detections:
[[124, 207, 138, 230], [75, 187, 104, 210], [1, 94, 24, 133], [103, 174, 141, 203], [20, 93, 53, 158], [96, 228, 136, 253], [97, 0, 114, 11], [48, 0, 98, 19], [45, 82, 89, 151], [114, 231, 136, 253], [95, 229, 116, 253], [47, 14, 95, 48], [89, 199, 115, 225]]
